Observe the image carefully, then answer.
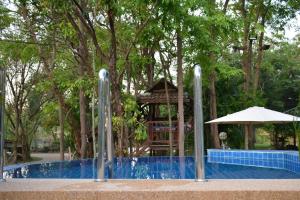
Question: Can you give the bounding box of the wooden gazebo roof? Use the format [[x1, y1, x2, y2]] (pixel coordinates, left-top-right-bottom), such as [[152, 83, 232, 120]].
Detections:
[[137, 78, 191, 104]]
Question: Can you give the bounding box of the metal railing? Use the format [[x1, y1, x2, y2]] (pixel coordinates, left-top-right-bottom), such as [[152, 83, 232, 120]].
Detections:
[[0, 68, 6, 182], [96, 69, 114, 182], [194, 65, 206, 182]]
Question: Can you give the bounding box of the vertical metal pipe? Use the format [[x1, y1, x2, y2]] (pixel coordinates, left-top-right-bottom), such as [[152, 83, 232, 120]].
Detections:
[[194, 65, 206, 181], [0, 68, 6, 182], [106, 77, 114, 178], [96, 69, 109, 182]]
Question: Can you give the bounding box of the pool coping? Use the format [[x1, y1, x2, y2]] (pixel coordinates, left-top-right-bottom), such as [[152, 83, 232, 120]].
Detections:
[[1, 179, 300, 200], [1, 179, 300, 191]]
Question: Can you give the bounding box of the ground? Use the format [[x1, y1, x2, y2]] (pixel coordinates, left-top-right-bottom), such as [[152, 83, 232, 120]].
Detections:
[[31, 152, 70, 161]]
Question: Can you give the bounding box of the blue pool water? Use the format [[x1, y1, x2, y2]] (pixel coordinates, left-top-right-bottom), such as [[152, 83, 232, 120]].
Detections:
[[4, 156, 300, 179]]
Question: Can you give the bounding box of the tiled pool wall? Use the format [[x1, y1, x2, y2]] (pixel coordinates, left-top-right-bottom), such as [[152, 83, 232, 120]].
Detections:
[[207, 149, 300, 174]]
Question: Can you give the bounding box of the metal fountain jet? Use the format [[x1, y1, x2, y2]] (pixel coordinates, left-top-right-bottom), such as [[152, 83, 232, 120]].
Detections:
[[96, 69, 114, 182], [96, 66, 204, 182], [194, 65, 206, 182], [0, 68, 6, 182]]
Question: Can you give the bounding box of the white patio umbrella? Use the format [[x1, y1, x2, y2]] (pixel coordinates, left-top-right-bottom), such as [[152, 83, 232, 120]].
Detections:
[[206, 106, 300, 149]]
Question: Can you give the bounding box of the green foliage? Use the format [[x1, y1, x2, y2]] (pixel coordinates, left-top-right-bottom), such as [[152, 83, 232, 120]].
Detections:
[[262, 42, 300, 111], [0, 3, 14, 30], [292, 122, 300, 155], [134, 124, 147, 141], [112, 116, 124, 133], [40, 102, 59, 130], [123, 95, 147, 141], [158, 105, 177, 119], [216, 63, 243, 80]]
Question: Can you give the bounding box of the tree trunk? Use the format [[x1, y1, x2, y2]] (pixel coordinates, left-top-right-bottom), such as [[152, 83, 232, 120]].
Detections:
[[20, 123, 30, 161], [177, 30, 185, 156], [240, 0, 252, 149], [163, 72, 173, 156], [253, 1, 270, 95], [223, 0, 230, 13], [75, 0, 96, 158], [143, 47, 155, 88], [209, 70, 221, 148], [79, 81, 87, 159], [242, 29, 251, 93], [58, 97, 65, 161], [13, 109, 20, 162], [248, 124, 254, 149], [107, 4, 123, 156], [78, 5, 88, 159], [207, 0, 221, 149], [107, 6, 122, 116], [240, 0, 251, 93], [123, 72, 131, 156], [253, 30, 265, 94], [244, 124, 254, 149]]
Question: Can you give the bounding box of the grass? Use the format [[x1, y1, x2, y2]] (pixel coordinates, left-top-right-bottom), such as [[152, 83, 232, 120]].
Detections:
[[254, 143, 273, 150], [255, 128, 272, 150]]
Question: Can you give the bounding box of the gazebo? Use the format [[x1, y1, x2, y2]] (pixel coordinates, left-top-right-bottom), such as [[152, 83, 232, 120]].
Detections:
[[137, 78, 192, 155]]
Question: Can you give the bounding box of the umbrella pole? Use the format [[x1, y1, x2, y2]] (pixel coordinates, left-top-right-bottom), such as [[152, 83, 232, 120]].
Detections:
[[250, 124, 255, 149], [244, 124, 249, 150]]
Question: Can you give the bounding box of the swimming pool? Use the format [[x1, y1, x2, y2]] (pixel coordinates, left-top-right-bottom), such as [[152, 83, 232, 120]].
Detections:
[[4, 156, 300, 179]]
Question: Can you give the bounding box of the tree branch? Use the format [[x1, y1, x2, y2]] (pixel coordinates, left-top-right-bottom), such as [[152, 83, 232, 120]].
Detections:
[[70, 0, 108, 64]]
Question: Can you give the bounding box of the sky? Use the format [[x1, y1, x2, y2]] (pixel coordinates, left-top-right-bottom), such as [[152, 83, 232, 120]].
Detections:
[[284, 14, 300, 40]]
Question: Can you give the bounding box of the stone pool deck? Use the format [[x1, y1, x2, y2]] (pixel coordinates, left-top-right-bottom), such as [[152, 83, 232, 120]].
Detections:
[[0, 179, 300, 200]]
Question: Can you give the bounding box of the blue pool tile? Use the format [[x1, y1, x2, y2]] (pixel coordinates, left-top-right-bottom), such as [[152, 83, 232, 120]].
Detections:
[[279, 163, 284, 169], [267, 153, 272, 159], [293, 155, 298, 161], [207, 150, 300, 175], [233, 152, 237, 158]]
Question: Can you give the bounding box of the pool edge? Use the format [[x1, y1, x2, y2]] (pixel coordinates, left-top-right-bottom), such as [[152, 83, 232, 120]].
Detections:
[[0, 179, 300, 200]]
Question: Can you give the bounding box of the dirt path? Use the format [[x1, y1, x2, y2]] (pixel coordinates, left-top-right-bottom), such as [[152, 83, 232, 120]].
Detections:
[[31, 153, 70, 161]]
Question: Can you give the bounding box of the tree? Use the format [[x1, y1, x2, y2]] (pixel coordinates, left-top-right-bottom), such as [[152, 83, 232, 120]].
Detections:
[[0, 40, 44, 162]]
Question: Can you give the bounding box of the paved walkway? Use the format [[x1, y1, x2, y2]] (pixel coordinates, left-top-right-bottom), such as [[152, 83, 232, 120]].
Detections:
[[1, 179, 300, 200], [31, 153, 70, 161]]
